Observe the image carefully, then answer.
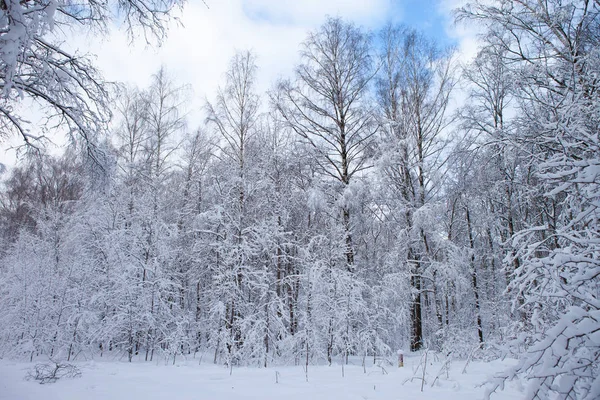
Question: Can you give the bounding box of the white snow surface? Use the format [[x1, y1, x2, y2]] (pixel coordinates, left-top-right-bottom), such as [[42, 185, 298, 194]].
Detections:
[[0, 354, 522, 400]]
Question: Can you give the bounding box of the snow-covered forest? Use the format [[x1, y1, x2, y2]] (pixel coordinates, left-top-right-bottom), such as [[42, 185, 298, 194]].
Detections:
[[0, 0, 599, 399]]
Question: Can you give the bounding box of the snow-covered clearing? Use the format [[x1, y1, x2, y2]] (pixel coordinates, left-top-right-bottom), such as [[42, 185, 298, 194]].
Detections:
[[0, 354, 521, 400]]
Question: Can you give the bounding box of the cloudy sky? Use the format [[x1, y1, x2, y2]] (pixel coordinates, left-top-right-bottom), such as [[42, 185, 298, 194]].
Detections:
[[83, 0, 476, 117], [2, 0, 478, 164]]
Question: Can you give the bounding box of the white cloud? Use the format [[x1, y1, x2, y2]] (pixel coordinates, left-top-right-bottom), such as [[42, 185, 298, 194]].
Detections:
[[2, 0, 486, 165], [76, 0, 395, 129], [436, 0, 482, 61], [241, 0, 392, 25], [2, 0, 397, 165]]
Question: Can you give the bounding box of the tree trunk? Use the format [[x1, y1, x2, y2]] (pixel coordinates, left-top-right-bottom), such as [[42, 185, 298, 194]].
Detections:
[[466, 205, 484, 344]]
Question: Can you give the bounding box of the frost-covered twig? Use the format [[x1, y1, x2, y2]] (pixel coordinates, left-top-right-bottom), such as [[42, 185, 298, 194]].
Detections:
[[431, 352, 452, 387], [462, 342, 482, 374]]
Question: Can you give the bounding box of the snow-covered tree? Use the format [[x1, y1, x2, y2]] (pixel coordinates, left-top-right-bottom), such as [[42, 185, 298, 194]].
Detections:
[[274, 17, 377, 273], [459, 1, 600, 398], [375, 24, 456, 351]]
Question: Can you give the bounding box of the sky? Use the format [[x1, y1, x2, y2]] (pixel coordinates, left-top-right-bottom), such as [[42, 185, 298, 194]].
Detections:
[[79, 0, 478, 115], [1, 0, 479, 165]]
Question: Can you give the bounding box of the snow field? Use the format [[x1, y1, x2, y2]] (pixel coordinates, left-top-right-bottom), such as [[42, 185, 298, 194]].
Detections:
[[0, 354, 521, 400]]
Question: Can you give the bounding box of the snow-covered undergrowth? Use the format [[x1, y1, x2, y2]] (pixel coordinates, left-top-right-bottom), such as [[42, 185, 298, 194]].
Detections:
[[0, 354, 521, 400]]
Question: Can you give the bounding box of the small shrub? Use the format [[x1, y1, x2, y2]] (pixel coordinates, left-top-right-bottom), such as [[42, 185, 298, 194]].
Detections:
[[26, 361, 81, 384]]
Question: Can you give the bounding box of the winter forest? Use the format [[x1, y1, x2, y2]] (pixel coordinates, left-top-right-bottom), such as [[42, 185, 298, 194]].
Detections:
[[0, 0, 599, 399]]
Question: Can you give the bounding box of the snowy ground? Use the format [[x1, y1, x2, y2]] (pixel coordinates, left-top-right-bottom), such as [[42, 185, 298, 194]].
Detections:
[[0, 353, 522, 400]]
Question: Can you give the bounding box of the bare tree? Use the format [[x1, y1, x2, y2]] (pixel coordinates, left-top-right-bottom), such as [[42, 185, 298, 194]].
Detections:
[[273, 17, 377, 272], [206, 50, 259, 220], [145, 66, 188, 180], [0, 0, 186, 149]]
